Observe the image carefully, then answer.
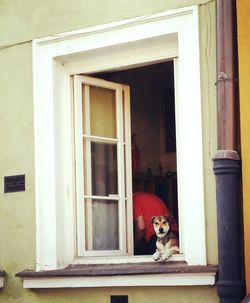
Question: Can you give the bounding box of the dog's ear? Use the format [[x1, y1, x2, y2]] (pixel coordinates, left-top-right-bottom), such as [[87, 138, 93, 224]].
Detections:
[[151, 216, 156, 223], [165, 214, 175, 224]]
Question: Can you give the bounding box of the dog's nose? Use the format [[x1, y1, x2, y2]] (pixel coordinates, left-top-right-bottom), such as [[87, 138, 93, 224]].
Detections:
[[159, 227, 163, 233]]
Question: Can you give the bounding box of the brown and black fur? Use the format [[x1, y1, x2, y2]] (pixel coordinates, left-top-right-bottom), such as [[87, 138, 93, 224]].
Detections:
[[152, 215, 179, 261]]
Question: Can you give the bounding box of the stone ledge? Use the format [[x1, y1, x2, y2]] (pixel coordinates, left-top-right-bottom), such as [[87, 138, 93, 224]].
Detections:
[[16, 262, 218, 288], [16, 262, 217, 277]]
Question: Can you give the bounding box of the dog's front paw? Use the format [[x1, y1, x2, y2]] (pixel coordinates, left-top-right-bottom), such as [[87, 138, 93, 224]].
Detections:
[[162, 253, 171, 260], [153, 251, 160, 261]]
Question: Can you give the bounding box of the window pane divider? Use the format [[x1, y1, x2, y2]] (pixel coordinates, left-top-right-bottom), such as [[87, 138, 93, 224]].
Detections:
[[82, 134, 118, 143], [80, 250, 127, 257], [84, 195, 120, 201]]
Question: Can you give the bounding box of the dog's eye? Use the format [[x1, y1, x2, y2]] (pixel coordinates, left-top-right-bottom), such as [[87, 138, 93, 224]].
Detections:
[[162, 221, 167, 225], [154, 222, 159, 226]]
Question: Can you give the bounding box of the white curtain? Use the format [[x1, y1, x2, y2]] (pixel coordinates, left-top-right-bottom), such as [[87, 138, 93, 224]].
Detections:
[[91, 142, 119, 250]]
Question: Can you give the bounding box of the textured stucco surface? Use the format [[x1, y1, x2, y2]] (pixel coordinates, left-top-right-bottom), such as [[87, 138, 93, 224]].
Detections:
[[0, 286, 218, 303], [1, 0, 213, 46], [0, 0, 218, 302]]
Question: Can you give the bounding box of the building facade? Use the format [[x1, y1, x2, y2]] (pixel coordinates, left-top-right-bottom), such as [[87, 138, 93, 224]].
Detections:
[[0, 1, 222, 302]]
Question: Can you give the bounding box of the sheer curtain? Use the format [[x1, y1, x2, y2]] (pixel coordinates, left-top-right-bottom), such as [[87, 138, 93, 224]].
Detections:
[[83, 84, 120, 251], [90, 142, 119, 250]]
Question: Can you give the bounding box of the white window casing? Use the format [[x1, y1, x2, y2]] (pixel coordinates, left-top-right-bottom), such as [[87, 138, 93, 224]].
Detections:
[[22, 272, 216, 289], [33, 5, 206, 271]]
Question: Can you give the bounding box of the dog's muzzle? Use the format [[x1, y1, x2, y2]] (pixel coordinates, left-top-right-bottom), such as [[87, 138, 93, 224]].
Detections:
[[159, 227, 164, 234]]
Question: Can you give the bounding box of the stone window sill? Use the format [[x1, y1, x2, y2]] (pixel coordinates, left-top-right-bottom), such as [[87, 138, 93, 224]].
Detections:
[[16, 262, 217, 288]]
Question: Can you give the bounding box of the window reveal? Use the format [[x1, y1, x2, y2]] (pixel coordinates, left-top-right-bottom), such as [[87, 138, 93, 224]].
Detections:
[[74, 62, 180, 258]]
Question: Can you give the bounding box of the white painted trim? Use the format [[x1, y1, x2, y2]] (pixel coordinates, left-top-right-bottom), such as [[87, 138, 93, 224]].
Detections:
[[33, 6, 195, 45], [21, 272, 216, 289], [82, 135, 118, 143], [73, 75, 130, 256], [72, 254, 184, 265], [114, 82, 126, 254], [73, 75, 85, 256], [123, 85, 134, 255], [33, 5, 206, 270]]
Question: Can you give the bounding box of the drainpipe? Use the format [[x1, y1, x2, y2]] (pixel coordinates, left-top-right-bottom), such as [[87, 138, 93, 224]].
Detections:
[[213, 0, 245, 302]]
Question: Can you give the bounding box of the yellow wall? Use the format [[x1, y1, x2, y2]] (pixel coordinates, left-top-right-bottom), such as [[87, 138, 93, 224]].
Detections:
[[0, 0, 218, 302], [0, 286, 218, 303], [237, 0, 250, 294]]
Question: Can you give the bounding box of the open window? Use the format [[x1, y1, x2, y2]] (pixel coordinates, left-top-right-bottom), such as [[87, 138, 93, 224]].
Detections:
[[73, 61, 179, 258], [73, 75, 133, 257], [32, 6, 206, 271]]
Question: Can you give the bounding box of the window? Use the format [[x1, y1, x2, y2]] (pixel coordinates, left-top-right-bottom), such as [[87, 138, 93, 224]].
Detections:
[[33, 6, 206, 271], [73, 76, 133, 257], [73, 62, 178, 259]]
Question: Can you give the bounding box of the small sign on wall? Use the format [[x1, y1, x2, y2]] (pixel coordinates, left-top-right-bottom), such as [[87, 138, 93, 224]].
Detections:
[[4, 174, 25, 193], [110, 296, 128, 303]]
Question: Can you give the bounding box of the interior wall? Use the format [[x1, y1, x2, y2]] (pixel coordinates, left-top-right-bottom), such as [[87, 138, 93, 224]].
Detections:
[[96, 62, 176, 176], [130, 73, 161, 175]]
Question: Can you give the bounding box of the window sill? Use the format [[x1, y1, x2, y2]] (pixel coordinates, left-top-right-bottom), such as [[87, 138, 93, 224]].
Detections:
[[16, 262, 217, 288], [73, 254, 184, 265]]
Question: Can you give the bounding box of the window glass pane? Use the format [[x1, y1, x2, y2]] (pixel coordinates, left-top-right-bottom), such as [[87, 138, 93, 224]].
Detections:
[[89, 85, 117, 138], [85, 199, 119, 250], [91, 142, 118, 196]]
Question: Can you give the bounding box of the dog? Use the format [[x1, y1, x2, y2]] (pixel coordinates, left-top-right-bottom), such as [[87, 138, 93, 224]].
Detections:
[[152, 214, 179, 261]]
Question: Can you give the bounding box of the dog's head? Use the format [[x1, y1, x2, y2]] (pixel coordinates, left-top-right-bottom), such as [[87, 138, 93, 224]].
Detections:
[[151, 215, 173, 238]]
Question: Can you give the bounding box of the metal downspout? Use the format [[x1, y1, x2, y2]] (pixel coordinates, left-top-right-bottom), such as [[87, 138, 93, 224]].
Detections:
[[213, 0, 245, 302]]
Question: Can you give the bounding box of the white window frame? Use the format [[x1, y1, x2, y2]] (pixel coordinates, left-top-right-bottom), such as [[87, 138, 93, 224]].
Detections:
[[73, 75, 132, 257], [33, 5, 206, 271]]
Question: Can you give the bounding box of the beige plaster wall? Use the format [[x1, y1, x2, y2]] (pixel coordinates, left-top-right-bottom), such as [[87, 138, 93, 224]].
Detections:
[[0, 42, 36, 300], [199, 0, 218, 271], [1, 0, 215, 47], [0, 286, 219, 303], [0, 0, 218, 302]]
